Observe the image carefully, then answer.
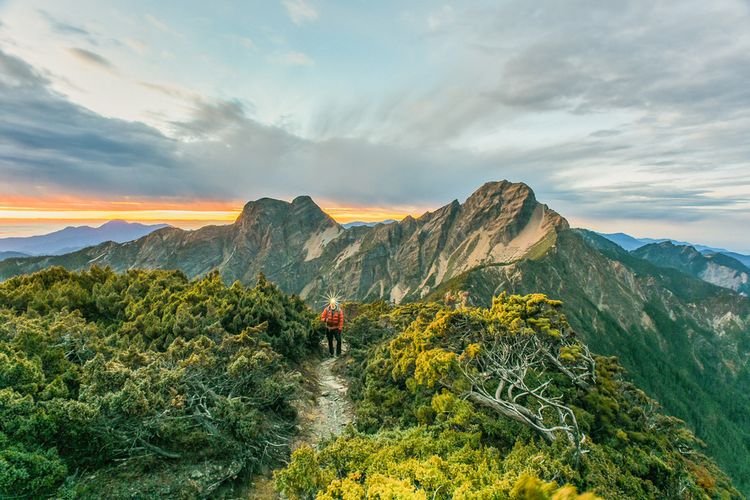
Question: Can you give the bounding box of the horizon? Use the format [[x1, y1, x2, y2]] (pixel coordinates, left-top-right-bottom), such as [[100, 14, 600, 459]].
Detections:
[[1, 1, 749, 253], [2, 186, 748, 254]]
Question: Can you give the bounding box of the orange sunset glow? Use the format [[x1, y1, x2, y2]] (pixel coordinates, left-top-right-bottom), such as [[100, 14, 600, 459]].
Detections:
[[0, 196, 418, 237]]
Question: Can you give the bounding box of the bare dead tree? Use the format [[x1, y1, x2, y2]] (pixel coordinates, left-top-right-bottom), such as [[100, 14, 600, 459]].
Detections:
[[441, 318, 596, 457]]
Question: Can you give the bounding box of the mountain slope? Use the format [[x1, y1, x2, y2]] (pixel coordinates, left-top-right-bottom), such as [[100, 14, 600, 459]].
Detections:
[[0, 220, 169, 255], [341, 219, 397, 228], [634, 241, 750, 296], [427, 229, 750, 490], [721, 250, 750, 268], [597, 231, 646, 251]]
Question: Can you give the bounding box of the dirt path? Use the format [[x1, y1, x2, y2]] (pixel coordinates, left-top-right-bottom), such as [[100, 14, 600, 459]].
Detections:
[[235, 353, 353, 499], [303, 356, 354, 448]]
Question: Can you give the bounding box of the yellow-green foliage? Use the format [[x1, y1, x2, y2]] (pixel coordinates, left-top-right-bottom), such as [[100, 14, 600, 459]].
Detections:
[[278, 427, 598, 499], [510, 473, 597, 500], [274, 446, 334, 500], [0, 267, 317, 497], [288, 294, 741, 499]]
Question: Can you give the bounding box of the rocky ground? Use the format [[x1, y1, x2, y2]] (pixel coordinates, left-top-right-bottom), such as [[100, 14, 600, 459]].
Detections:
[[304, 356, 354, 448]]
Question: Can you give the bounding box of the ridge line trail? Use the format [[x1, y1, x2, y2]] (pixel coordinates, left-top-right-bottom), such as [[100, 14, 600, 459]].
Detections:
[[246, 351, 354, 499], [304, 355, 355, 448]]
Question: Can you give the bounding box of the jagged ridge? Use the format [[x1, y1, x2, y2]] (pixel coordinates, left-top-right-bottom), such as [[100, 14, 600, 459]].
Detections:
[[0, 180, 566, 303]]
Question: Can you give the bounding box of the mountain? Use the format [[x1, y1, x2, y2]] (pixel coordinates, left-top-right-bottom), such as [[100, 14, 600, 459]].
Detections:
[[720, 250, 750, 268], [1, 180, 749, 490], [599, 231, 750, 266], [0, 250, 29, 261], [0, 181, 566, 304], [633, 241, 750, 296], [341, 219, 397, 228], [0, 220, 169, 256]]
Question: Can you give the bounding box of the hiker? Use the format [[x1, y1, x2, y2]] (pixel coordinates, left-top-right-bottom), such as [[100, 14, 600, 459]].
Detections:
[[321, 299, 344, 356]]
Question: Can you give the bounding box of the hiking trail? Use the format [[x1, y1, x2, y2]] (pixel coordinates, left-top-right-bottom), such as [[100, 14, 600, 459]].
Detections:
[[304, 356, 355, 447], [234, 352, 354, 499]]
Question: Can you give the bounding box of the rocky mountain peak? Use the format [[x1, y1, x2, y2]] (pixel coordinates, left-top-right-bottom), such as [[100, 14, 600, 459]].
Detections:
[[465, 180, 538, 209], [458, 180, 568, 232], [466, 180, 533, 202], [291, 195, 316, 208], [236, 195, 336, 230], [237, 197, 286, 220]]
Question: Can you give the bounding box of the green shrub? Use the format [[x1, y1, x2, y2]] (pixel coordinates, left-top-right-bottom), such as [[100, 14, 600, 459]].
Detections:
[[0, 267, 316, 497]]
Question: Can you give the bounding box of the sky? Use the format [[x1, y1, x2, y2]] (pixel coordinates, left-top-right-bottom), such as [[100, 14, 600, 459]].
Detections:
[[0, 0, 749, 252]]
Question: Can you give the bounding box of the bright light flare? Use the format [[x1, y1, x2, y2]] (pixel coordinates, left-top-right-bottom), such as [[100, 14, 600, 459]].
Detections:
[[324, 291, 343, 308]]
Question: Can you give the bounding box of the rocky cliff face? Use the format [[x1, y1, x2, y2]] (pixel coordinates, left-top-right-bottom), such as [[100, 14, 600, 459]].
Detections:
[[633, 241, 750, 296], [302, 180, 567, 303]]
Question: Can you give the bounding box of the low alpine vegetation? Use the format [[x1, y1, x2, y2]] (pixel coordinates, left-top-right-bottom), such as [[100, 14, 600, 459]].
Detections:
[[0, 266, 740, 498], [277, 295, 739, 499], [0, 267, 317, 498]]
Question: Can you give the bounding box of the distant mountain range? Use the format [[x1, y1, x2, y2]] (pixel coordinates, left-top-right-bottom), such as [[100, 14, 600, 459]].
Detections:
[[341, 219, 397, 229], [0, 220, 169, 258], [599, 232, 750, 296], [1, 181, 749, 489], [0, 251, 29, 261], [632, 241, 749, 296], [599, 231, 750, 266]]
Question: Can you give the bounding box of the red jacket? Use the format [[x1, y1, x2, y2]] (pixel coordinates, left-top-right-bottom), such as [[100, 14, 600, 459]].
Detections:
[[321, 306, 344, 330]]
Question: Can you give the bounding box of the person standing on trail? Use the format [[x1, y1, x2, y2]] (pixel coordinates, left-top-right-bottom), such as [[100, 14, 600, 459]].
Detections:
[[321, 299, 344, 356]]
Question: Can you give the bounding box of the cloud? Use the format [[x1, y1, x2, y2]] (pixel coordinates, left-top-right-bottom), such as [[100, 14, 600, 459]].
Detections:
[[268, 50, 314, 66], [37, 9, 90, 37], [124, 38, 149, 55], [138, 81, 200, 102], [144, 14, 168, 31], [589, 130, 622, 138], [318, 0, 750, 149], [301, 0, 750, 235], [1, 1, 750, 251], [2, 42, 747, 219], [427, 5, 455, 32], [67, 48, 116, 72], [239, 37, 256, 50], [282, 0, 319, 25], [0, 49, 181, 198], [0, 48, 491, 207], [144, 14, 182, 38], [0, 49, 48, 88], [171, 99, 251, 140]]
